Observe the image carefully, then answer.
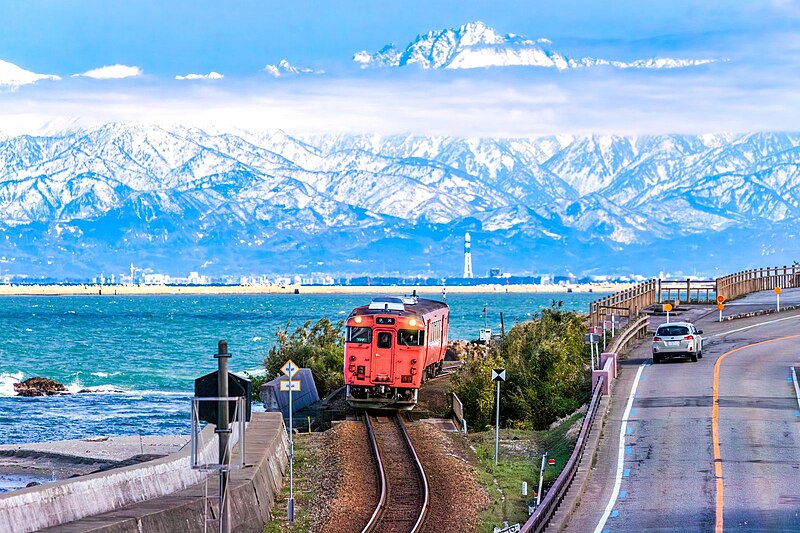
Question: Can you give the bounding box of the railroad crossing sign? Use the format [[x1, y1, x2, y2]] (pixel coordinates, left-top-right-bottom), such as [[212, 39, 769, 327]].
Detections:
[[716, 295, 725, 304], [280, 380, 301, 392], [492, 369, 506, 382], [281, 360, 299, 378]]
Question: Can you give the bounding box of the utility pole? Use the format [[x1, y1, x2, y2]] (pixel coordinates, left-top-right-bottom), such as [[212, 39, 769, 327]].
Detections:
[[215, 340, 231, 533]]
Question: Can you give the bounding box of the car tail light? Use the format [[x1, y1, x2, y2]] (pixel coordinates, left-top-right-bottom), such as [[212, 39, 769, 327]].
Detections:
[[653, 337, 662, 342], [348, 365, 355, 372], [684, 335, 694, 340], [401, 375, 412, 383]]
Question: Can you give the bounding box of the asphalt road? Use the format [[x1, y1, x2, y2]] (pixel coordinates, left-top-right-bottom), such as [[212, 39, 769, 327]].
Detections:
[[564, 288, 800, 533]]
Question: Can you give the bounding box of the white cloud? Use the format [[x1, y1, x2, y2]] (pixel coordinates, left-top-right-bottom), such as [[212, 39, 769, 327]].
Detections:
[[0, 59, 61, 89], [73, 64, 142, 79], [175, 72, 224, 80]]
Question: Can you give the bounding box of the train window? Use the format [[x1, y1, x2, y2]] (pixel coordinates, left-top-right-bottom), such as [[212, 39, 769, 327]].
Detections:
[[346, 326, 372, 344], [377, 331, 392, 348], [398, 329, 424, 346]]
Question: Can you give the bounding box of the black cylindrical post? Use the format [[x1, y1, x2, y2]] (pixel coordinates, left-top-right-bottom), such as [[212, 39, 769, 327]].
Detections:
[[215, 340, 231, 533]]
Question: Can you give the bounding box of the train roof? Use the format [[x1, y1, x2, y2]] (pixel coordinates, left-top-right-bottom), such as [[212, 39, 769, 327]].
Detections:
[[350, 296, 448, 317]]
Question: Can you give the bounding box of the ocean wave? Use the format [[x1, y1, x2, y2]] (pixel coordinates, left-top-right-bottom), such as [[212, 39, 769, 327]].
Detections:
[[0, 371, 24, 397], [90, 371, 122, 378], [251, 336, 262, 342]]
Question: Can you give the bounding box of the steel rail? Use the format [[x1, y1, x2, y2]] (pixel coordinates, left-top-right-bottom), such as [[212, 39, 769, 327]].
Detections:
[[361, 413, 429, 533], [361, 413, 388, 533]]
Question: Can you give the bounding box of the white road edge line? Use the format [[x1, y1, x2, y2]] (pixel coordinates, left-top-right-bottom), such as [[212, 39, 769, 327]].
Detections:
[[710, 315, 800, 338], [792, 367, 800, 410], [593, 362, 647, 533]]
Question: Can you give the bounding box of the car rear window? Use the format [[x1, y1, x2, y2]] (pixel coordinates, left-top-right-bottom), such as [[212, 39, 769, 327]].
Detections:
[[657, 326, 690, 336]]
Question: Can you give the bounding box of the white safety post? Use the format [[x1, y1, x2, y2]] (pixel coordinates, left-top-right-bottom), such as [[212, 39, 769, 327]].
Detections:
[[536, 452, 547, 507], [492, 368, 506, 465]]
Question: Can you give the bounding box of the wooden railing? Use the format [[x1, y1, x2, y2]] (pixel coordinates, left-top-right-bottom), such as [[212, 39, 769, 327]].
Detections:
[[589, 279, 658, 326], [716, 265, 800, 300], [658, 279, 716, 303], [520, 376, 605, 533]]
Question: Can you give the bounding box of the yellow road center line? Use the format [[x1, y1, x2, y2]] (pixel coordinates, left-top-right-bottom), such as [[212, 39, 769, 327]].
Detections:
[[712, 334, 800, 533]]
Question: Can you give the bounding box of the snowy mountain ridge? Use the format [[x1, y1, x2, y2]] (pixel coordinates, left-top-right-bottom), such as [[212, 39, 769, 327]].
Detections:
[[0, 123, 797, 277], [354, 21, 719, 70]]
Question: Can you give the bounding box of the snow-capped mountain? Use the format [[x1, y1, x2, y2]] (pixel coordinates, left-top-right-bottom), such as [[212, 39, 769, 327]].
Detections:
[[0, 123, 797, 278], [264, 60, 322, 77], [354, 21, 718, 70], [0, 59, 61, 89]]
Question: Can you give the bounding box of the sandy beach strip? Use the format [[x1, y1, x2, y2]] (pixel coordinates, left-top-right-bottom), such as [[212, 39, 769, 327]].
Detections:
[[0, 282, 630, 297], [0, 435, 190, 463]]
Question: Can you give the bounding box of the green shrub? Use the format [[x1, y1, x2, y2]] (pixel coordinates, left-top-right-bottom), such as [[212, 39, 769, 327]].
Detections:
[[263, 318, 345, 398], [451, 304, 590, 431]]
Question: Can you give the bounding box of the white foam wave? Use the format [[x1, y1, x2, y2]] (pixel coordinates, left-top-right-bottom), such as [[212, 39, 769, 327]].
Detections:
[[251, 336, 262, 342], [0, 372, 24, 397], [90, 371, 122, 378]]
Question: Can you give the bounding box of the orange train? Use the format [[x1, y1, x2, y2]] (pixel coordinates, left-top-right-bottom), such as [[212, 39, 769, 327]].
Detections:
[[344, 296, 450, 409]]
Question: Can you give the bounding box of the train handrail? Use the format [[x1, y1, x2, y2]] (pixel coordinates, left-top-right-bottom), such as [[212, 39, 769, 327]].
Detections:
[[361, 414, 387, 533], [520, 376, 605, 533]]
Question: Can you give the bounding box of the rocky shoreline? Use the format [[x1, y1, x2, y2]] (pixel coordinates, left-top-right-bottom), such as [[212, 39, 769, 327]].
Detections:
[[12, 377, 124, 397]]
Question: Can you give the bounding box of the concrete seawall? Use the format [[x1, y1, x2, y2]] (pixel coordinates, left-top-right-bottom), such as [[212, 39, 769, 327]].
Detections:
[[1, 412, 289, 532]]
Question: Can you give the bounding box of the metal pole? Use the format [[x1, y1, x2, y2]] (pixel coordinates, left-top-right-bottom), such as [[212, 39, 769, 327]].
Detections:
[[666, 310, 670, 324], [777, 292, 780, 312], [215, 340, 231, 533], [494, 379, 500, 465], [536, 452, 547, 506], [719, 309, 722, 322], [288, 380, 295, 521]]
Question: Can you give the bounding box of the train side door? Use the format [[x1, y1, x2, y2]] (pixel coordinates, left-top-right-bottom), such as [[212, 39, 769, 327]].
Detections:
[[371, 329, 395, 382]]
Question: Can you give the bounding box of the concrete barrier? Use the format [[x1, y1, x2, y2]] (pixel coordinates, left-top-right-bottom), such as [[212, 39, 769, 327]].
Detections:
[[592, 355, 616, 396], [3, 413, 289, 533]]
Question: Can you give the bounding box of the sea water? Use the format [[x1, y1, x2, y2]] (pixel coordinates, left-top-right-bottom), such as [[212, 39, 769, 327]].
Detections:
[[0, 291, 604, 444]]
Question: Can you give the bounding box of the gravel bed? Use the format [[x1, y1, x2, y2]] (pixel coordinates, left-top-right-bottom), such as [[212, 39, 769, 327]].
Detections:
[[406, 421, 491, 533], [311, 421, 377, 533]]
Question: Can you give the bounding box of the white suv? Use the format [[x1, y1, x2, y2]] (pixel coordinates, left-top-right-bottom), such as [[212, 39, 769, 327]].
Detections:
[[652, 321, 703, 364]]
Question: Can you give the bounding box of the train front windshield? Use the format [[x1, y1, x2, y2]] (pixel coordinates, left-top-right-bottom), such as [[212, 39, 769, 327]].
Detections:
[[346, 326, 372, 343]]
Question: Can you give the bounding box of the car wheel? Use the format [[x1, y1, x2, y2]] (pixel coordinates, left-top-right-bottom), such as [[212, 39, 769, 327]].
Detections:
[[690, 353, 698, 362], [653, 354, 661, 364], [698, 351, 703, 359]]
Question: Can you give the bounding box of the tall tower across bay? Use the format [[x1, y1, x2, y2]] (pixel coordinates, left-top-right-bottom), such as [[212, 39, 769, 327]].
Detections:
[[463, 232, 473, 278]]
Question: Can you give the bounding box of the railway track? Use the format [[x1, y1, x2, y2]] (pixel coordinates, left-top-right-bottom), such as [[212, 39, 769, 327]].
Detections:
[[362, 413, 429, 533]]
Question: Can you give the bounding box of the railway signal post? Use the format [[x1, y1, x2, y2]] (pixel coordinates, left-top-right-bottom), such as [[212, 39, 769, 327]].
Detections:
[[492, 368, 506, 465], [281, 359, 301, 522]]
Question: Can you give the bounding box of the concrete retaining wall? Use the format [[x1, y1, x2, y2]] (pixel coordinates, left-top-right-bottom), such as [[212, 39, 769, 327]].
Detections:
[[0, 425, 217, 532], [3, 412, 289, 533]]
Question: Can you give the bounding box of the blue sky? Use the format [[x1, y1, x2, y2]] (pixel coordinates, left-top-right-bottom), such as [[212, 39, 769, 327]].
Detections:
[[1, 0, 799, 136]]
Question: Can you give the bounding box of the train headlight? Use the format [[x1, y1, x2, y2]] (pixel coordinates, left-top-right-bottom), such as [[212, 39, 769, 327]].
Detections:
[[409, 319, 417, 326], [354, 315, 362, 324]]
